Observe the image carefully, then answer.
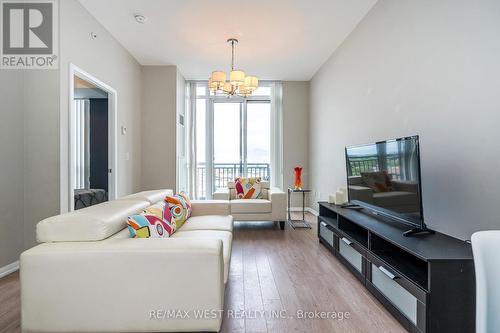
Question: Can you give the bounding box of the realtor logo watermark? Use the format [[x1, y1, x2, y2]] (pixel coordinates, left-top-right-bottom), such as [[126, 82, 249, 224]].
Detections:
[[1, 0, 58, 69]]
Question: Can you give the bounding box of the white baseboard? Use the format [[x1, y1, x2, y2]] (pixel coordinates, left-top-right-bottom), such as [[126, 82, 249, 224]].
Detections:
[[0, 261, 19, 279], [288, 207, 319, 216]]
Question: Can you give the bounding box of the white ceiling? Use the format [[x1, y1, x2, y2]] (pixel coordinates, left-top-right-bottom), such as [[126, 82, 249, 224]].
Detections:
[[78, 0, 377, 80]]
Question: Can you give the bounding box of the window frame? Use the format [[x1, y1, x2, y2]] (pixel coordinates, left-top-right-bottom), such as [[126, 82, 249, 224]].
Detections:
[[192, 80, 280, 198]]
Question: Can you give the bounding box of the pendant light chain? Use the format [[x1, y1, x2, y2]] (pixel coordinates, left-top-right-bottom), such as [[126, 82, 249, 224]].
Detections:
[[231, 40, 235, 71]]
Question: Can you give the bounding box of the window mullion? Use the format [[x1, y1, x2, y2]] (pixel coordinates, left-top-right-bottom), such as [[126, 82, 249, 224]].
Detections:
[[241, 102, 247, 177], [206, 97, 214, 198]]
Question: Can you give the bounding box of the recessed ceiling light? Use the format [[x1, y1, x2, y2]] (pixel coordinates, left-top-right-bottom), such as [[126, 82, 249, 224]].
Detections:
[[134, 14, 147, 24]]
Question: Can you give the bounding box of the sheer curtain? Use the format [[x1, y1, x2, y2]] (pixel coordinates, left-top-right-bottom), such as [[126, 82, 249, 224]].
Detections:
[[186, 82, 198, 198], [399, 139, 418, 181], [73, 99, 90, 189], [270, 81, 283, 190]]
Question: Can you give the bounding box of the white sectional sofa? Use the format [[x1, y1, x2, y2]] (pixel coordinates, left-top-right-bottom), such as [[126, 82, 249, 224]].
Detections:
[[20, 190, 233, 333]]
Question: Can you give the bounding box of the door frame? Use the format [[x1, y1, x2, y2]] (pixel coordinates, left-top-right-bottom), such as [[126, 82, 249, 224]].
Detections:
[[68, 64, 118, 211]]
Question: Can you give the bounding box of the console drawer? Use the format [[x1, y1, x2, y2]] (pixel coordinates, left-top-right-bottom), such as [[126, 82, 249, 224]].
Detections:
[[370, 263, 418, 325], [338, 237, 363, 273], [319, 221, 334, 248]]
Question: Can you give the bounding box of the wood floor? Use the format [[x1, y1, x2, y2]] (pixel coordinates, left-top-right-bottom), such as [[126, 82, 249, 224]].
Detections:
[[0, 212, 405, 333], [0, 271, 20, 333]]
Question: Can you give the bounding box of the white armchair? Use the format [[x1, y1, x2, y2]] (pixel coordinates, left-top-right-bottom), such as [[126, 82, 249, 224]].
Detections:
[[214, 181, 287, 230]]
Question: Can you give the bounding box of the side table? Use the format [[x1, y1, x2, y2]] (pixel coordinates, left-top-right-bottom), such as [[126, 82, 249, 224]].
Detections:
[[287, 188, 312, 229]]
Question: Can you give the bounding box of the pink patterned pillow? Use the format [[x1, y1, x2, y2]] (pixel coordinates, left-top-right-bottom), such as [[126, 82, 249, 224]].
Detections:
[[164, 191, 192, 230], [234, 177, 263, 199], [127, 201, 174, 238]]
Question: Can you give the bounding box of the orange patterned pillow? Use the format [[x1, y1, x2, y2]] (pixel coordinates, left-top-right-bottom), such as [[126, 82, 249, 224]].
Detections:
[[164, 192, 192, 230], [234, 177, 263, 199]]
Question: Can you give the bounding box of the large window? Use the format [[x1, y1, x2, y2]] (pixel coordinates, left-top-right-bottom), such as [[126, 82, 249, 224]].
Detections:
[[193, 82, 276, 198]]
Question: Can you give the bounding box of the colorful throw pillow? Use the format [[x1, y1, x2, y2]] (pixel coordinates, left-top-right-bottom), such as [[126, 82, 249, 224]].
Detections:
[[144, 201, 173, 226], [235, 177, 263, 199], [164, 192, 192, 230], [127, 209, 174, 239], [361, 171, 393, 193]]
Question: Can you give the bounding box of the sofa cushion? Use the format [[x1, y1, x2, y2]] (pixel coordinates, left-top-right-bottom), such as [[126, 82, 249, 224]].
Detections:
[[230, 199, 272, 214], [180, 215, 233, 233], [37, 199, 150, 242], [118, 189, 173, 204], [190, 200, 230, 216], [171, 230, 232, 283], [107, 228, 130, 239]]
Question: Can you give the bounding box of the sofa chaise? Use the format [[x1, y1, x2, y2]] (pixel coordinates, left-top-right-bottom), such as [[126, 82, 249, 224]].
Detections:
[[21, 189, 232, 333]]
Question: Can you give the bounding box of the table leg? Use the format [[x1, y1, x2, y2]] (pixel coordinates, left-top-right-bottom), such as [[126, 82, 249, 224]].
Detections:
[[287, 189, 291, 221], [287, 190, 311, 229], [302, 192, 305, 221]]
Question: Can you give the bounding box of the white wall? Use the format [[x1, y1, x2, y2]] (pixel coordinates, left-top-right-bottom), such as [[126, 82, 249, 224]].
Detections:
[[59, 0, 143, 212], [23, 71, 60, 248], [141, 66, 179, 191], [176, 70, 187, 193], [283, 81, 310, 207], [1, 0, 165, 267], [309, 0, 500, 240], [0, 70, 59, 258], [0, 72, 24, 267]]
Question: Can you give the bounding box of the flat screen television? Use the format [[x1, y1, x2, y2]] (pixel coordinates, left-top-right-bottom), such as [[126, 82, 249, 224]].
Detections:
[[345, 136, 431, 236]]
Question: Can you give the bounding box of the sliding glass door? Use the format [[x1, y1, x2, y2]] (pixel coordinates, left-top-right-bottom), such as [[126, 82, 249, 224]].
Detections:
[[195, 90, 272, 198], [213, 102, 243, 191]]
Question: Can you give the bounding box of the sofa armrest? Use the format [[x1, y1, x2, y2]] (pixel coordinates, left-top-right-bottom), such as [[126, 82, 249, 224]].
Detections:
[[21, 239, 224, 333], [190, 200, 230, 217], [269, 188, 287, 221], [392, 180, 419, 193], [348, 185, 374, 204], [213, 188, 230, 200]]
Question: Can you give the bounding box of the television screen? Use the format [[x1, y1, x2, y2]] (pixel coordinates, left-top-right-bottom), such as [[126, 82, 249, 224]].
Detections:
[[345, 136, 424, 228]]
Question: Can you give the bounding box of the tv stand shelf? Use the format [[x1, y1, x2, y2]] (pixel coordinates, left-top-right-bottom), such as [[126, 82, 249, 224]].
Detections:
[[317, 202, 474, 333]]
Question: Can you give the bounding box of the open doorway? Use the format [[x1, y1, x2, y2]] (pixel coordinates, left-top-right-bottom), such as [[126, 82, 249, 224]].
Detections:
[[69, 65, 117, 210]]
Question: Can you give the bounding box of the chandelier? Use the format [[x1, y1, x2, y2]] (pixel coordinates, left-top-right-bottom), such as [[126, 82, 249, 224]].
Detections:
[[208, 38, 259, 97]]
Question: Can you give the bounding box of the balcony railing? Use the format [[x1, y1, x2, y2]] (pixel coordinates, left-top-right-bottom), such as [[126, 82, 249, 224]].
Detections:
[[348, 155, 402, 180], [196, 163, 270, 199]]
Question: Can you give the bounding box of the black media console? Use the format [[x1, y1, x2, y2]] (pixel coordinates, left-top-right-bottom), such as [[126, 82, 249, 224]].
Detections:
[[317, 202, 475, 333]]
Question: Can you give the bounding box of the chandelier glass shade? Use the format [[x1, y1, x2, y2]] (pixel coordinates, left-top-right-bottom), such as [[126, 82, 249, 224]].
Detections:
[[209, 39, 259, 97]]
